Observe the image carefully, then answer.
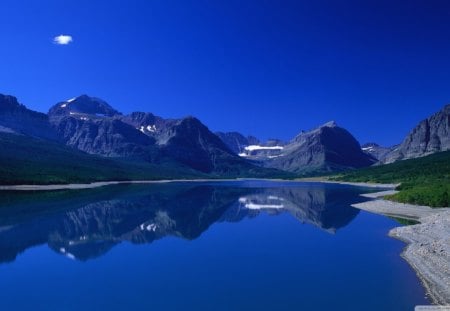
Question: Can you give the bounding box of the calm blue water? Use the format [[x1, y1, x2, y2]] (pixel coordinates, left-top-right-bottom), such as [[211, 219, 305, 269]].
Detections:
[[0, 181, 427, 310]]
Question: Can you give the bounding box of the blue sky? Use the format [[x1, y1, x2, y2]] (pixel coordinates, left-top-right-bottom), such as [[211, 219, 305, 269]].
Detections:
[[1, 0, 449, 146]]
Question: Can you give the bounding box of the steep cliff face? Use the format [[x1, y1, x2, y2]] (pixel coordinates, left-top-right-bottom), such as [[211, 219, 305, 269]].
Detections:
[[215, 132, 260, 155], [361, 143, 393, 161], [48, 95, 154, 157], [10, 92, 449, 177], [51, 116, 156, 157], [48, 95, 263, 174], [160, 117, 251, 173], [0, 94, 59, 141], [383, 104, 450, 163], [265, 121, 376, 173], [216, 122, 375, 173], [119, 111, 176, 140]]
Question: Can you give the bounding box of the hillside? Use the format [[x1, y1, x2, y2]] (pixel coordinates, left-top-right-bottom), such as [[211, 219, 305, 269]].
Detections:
[[331, 151, 450, 207], [0, 132, 291, 185], [0, 132, 205, 184]]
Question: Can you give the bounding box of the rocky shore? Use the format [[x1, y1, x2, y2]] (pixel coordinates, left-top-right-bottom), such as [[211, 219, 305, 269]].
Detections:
[[390, 210, 450, 305], [352, 191, 450, 305]]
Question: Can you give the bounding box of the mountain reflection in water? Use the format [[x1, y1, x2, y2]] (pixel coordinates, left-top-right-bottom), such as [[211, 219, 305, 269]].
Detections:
[[0, 182, 366, 263]]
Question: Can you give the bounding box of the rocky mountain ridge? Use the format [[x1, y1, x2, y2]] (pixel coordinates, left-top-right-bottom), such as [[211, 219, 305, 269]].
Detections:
[[46, 95, 260, 174], [382, 104, 450, 163], [1, 92, 448, 177], [219, 121, 376, 173], [0, 94, 59, 141]]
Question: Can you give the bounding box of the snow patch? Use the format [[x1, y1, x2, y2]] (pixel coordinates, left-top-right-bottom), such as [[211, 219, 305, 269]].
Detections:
[[146, 224, 157, 231], [138, 125, 157, 133], [147, 125, 156, 132], [238, 197, 247, 204], [67, 97, 76, 103], [267, 195, 284, 201], [244, 145, 284, 151], [140, 223, 157, 232]]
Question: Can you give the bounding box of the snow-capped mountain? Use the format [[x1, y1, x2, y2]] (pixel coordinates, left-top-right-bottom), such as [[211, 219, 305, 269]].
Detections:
[[217, 121, 376, 173], [47, 95, 271, 175], [2, 92, 447, 180], [48, 95, 121, 118]]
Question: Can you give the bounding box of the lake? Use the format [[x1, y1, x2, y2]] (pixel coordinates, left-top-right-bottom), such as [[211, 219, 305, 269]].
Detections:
[[0, 181, 428, 310]]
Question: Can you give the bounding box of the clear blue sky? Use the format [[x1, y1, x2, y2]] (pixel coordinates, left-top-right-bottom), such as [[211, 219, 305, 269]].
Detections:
[[1, 0, 449, 146]]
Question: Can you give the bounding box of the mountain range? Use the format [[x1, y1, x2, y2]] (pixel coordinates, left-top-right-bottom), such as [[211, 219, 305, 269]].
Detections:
[[0, 93, 448, 183], [217, 105, 449, 170]]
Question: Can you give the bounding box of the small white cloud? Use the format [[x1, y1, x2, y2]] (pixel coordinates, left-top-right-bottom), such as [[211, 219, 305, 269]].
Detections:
[[53, 34, 73, 45]]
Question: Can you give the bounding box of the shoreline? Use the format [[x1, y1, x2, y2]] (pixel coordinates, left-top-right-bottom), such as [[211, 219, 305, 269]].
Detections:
[[2, 178, 447, 304], [352, 190, 450, 305], [0, 178, 397, 191], [0, 179, 238, 191]]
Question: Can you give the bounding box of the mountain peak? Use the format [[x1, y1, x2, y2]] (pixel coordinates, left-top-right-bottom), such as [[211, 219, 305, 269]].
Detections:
[[0, 94, 22, 111], [321, 121, 338, 128], [382, 102, 450, 163], [49, 95, 121, 117], [362, 142, 380, 148]]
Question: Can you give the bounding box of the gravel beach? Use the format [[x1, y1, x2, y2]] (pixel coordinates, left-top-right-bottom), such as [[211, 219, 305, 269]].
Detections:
[[352, 190, 450, 305], [390, 210, 450, 305]]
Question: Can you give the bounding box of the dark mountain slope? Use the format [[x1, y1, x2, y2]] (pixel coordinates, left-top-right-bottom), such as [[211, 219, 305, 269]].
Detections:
[[0, 94, 59, 141], [265, 121, 376, 173], [383, 104, 449, 163], [215, 131, 260, 155], [0, 132, 203, 185]]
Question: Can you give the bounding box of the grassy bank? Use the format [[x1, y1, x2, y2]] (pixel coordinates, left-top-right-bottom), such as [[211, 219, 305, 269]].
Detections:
[[331, 151, 450, 207]]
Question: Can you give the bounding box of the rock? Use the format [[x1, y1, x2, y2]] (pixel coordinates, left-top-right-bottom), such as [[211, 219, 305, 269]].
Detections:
[[215, 131, 261, 155], [49, 95, 261, 174], [0, 94, 59, 141], [361, 142, 394, 161], [48, 95, 121, 118], [383, 104, 450, 163], [264, 121, 376, 173]]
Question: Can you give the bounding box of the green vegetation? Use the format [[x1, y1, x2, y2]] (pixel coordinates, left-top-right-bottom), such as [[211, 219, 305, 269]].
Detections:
[[331, 151, 450, 207], [0, 132, 206, 184], [388, 217, 420, 226], [0, 133, 291, 185]]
